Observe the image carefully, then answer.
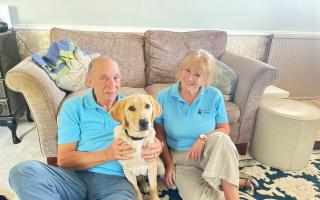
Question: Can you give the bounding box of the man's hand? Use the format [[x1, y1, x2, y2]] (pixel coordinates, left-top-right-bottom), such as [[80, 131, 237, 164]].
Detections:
[[108, 139, 135, 160], [141, 137, 163, 162], [185, 138, 206, 162]]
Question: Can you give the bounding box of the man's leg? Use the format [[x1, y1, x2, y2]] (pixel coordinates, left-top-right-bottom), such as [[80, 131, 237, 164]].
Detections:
[[78, 171, 137, 200], [9, 160, 87, 200]]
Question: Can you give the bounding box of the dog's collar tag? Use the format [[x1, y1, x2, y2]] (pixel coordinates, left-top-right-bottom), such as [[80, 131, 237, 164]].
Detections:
[[125, 129, 146, 141]]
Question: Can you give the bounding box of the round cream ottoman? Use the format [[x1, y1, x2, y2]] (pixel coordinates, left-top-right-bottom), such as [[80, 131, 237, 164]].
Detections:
[[250, 99, 320, 170]]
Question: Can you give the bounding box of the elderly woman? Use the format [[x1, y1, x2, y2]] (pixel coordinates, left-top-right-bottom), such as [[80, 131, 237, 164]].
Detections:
[[155, 49, 241, 200]]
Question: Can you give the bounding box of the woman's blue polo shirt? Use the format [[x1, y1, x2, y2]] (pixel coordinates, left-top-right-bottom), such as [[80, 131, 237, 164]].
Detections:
[[58, 89, 124, 176], [155, 82, 228, 151]]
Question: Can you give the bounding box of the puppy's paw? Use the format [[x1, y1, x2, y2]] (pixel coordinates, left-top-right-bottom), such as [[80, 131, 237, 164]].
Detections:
[[138, 177, 150, 194], [157, 176, 166, 192], [0, 195, 9, 200]]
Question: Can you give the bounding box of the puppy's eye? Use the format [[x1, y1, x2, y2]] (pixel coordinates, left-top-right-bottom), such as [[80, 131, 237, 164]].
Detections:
[[145, 104, 150, 109], [128, 106, 136, 111]]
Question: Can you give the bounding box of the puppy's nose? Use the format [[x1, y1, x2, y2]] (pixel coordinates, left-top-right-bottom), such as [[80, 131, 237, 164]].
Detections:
[[139, 119, 149, 131]]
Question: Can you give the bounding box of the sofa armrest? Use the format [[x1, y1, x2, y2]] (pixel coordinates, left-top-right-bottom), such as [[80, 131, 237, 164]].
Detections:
[[5, 57, 66, 157], [221, 51, 278, 143]]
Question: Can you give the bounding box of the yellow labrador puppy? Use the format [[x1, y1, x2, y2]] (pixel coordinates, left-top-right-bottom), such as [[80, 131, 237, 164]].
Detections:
[[110, 94, 164, 200]]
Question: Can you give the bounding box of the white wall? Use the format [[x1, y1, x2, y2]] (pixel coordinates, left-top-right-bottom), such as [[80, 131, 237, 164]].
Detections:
[[0, 0, 319, 32]]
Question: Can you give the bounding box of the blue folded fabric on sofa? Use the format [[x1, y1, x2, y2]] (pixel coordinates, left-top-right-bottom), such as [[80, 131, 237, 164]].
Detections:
[[31, 38, 77, 79], [32, 38, 100, 92]]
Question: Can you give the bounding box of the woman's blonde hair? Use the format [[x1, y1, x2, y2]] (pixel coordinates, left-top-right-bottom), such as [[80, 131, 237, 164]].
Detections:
[[176, 49, 216, 87]]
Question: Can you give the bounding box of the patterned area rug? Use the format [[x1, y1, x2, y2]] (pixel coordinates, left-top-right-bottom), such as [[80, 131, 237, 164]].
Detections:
[[239, 155, 320, 200], [155, 154, 320, 200]]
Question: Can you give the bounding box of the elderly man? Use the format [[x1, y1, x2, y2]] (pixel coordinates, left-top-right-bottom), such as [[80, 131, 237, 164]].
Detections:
[[9, 56, 163, 200]]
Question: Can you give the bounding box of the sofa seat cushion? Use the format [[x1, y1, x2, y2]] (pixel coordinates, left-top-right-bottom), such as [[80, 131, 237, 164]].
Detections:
[[145, 83, 173, 98], [224, 101, 240, 124], [119, 87, 147, 96], [146, 84, 240, 124], [66, 87, 147, 98], [50, 28, 146, 88], [61, 87, 146, 109], [144, 30, 227, 85]]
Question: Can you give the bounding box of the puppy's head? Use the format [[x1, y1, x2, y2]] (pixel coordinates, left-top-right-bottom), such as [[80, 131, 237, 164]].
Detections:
[[110, 94, 162, 131]]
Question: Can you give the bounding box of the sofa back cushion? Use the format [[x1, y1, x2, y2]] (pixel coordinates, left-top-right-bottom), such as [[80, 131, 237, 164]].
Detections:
[[50, 28, 146, 87], [212, 60, 238, 101], [144, 30, 227, 85]]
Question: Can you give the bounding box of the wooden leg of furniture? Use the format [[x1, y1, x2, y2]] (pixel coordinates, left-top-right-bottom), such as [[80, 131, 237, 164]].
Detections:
[[236, 143, 248, 155], [314, 141, 320, 150], [47, 157, 58, 167], [26, 106, 34, 122], [7, 118, 20, 144]]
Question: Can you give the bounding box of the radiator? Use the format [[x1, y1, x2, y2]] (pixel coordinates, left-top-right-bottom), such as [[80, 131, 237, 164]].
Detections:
[[267, 33, 320, 99]]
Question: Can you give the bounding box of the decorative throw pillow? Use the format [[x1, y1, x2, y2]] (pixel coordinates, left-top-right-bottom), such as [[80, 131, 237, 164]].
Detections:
[[211, 60, 237, 101]]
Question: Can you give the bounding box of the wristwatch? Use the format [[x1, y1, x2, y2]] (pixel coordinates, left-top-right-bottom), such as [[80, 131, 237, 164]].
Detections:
[[199, 134, 208, 142]]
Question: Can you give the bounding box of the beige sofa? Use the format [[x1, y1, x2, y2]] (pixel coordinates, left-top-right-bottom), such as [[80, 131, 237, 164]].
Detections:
[[5, 28, 278, 165]]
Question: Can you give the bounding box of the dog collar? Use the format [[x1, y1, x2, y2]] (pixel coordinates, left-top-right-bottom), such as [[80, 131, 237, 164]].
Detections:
[[125, 129, 146, 141]]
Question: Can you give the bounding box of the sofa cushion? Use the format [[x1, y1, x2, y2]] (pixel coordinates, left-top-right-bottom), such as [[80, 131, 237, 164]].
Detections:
[[144, 30, 227, 85], [119, 87, 147, 96], [224, 101, 240, 124], [50, 28, 146, 88], [65, 87, 147, 98], [145, 84, 240, 124], [212, 60, 238, 101], [145, 83, 173, 99], [59, 87, 147, 115]]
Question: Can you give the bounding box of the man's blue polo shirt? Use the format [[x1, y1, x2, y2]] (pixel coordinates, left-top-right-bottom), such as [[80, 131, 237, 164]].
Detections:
[[58, 89, 124, 176], [155, 82, 228, 151]]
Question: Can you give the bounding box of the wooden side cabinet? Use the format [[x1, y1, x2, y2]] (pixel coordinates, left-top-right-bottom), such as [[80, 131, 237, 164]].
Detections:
[[0, 31, 32, 144]]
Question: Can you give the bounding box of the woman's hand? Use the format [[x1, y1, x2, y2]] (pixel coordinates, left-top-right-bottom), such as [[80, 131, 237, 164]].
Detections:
[[141, 137, 163, 162], [185, 138, 206, 162], [164, 163, 176, 189]]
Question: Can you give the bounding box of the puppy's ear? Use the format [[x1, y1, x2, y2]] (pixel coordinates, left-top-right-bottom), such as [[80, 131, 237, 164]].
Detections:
[[148, 95, 162, 121], [110, 98, 127, 124]]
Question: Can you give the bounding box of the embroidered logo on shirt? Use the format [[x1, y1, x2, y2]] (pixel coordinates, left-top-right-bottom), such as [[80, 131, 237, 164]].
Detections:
[[197, 108, 211, 115]]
